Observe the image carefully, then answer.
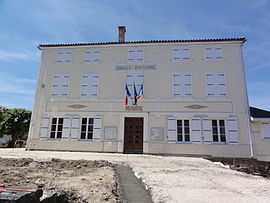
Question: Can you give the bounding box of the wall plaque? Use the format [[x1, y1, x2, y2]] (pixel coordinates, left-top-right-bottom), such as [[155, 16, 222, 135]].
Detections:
[[114, 63, 157, 72]]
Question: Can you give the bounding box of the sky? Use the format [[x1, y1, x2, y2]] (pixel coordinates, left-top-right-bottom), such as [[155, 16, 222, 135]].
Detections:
[[0, 0, 269, 111]]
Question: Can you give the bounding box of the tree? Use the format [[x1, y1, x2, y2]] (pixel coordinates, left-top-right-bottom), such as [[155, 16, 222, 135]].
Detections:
[[3, 108, 31, 147], [0, 106, 10, 138]]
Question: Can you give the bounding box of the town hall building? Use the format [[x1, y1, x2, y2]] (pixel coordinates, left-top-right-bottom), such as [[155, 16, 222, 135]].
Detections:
[[27, 26, 270, 161]]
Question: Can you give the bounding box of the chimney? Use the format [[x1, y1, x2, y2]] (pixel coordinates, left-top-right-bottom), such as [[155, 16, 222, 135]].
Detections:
[[118, 26, 126, 43]]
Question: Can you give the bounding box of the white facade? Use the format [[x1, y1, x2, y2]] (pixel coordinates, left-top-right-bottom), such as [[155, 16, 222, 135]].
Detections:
[[27, 36, 254, 158]]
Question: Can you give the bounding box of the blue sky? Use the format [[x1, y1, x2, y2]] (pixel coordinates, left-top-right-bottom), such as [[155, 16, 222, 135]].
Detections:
[[0, 0, 269, 110]]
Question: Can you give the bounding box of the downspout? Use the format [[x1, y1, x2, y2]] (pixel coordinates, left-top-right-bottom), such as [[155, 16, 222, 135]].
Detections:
[[239, 42, 254, 158]]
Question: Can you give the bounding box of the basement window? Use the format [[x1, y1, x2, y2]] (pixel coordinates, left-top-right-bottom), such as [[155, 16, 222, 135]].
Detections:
[[50, 118, 63, 139], [80, 118, 94, 140]]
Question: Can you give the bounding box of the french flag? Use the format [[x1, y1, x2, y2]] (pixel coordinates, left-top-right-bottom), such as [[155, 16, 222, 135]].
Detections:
[[125, 84, 131, 105], [136, 83, 143, 100]]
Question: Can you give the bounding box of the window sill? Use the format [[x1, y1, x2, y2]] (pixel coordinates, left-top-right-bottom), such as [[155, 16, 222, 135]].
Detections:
[[212, 142, 226, 145], [175, 141, 192, 144]]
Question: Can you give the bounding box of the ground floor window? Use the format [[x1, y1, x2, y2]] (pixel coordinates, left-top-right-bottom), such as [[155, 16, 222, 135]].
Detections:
[[212, 119, 226, 143], [50, 118, 63, 139], [177, 120, 190, 142], [80, 118, 94, 140]]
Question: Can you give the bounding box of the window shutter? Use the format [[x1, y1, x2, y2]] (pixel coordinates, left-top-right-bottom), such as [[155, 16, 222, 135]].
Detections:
[[93, 116, 102, 141], [205, 47, 222, 60], [84, 51, 92, 62], [70, 116, 80, 140], [81, 75, 91, 97], [202, 118, 212, 144], [128, 49, 136, 62], [167, 117, 176, 143], [136, 49, 144, 61], [173, 47, 189, 61], [173, 74, 181, 96], [128, 48, 144, 62], [191, 118, 202, 143], [183, 72, 192, 96], [57, 52, 64, 63], [52, 75, 61, 96], [65, 52, 71, 63], [262, 124, 270, 140], [228, 118, 239, 144], [135, 73, 144, 93], [90, 74, 99, 97], [62, 116, 71, 139], [93, 50, 100, 62], [206, 73, 215, 96], [217, 73, 227, 96], [126, 72, 143, 98], [60, 75, 69, 97], [40, 116, 49, 139]]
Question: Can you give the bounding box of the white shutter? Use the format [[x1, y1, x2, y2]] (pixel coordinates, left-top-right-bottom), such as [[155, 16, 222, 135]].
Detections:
[[90, 74, 99, 97], [206, 73, 215, 96], [57, 52, 64, 63], [173, 73, 181, 96], [70, 116, 80, 140], [93, 116, 102, 141], [52, 75, 61, 96], [228, 118, 239, 144], [40, 116, 49, 139], [60, 75, 69, 97], [262, 124, 270, 140], [128, 49, 136, 62], [126, 72, 143, 98], [84, 51, 92, 62], [136, 49, 144, 61], [202, 118, 212, 144], [81, 75, 90, 97], [217, 73, 226, 96], [92, 50, 100, 62], [62, 116, 71, 139], [84, 50, 100, 63], [206, 47, 222, 60], [183, 72, 192, 96], [167, 117, 176, 143], [192, 118, 202, 143], [173, 47, 189, 61], [65, 52, 71, 63], [135, 73, 143, 92]]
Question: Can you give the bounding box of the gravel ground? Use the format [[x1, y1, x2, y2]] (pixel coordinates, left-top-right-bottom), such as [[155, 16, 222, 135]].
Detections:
[[1, 149, 270, 203]]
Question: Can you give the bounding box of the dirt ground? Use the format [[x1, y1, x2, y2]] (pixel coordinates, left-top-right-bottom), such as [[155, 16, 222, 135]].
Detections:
[[1, 149, 270, 203], [0, 158, 120, 202]]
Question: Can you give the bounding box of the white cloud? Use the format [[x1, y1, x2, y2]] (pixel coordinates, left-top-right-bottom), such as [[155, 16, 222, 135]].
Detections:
[[0, 50, 39, 61]]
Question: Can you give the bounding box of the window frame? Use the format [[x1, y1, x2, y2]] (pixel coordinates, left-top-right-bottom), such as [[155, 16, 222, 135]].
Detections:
[[49, 117, 64, 139], [84, 50, 101, 63], [51, 74, 70, 98], [80, 118, 94, 140], [128, 48, 144, 63], [172, 46, 190, 62], [56, 51, 72, 64], [80, 73, 100, 98], [205, 46, 223, 61], [172, 72, 192, 97], [176, 119, 191, 143], [212, 119, 226, 144]]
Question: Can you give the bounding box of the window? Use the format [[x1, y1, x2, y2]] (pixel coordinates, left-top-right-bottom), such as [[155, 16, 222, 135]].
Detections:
[[80, 73, 99, 97], [206, 72, 226, 96], [262, 123, 270, 140], [57, 51, 71, 64], [205, 46, 222, 60], [128, 48, 144, 62], [177, 120, 190, 142], [172, 47, 189, 61], [50, 118, 63, 139], [80, 118, 94, 140], [173, 72, 192, 97], [52, 74, 69, 97], [84, 50, 100, 63], [212, 119, 226, 143]]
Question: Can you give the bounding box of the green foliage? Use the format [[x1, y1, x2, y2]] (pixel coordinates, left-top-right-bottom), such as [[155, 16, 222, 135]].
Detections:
[[0, 106, 31, 146]]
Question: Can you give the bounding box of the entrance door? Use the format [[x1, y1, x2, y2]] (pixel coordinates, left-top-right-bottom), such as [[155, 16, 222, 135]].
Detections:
[[124, 117, 143, 154]]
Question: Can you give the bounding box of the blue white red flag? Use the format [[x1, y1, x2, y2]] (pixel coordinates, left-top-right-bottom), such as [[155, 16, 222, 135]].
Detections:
[[125, 84, 131, 105], [136, 83, 143, 100], [133, 82, 138, 105]]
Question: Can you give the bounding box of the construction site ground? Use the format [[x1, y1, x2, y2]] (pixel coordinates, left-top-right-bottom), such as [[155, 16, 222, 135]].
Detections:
[[0, 149, 270, 203]]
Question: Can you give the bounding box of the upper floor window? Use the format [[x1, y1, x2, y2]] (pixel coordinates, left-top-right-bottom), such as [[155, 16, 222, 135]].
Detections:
[[172, 47, 189, 61], [212, 119, 226, 143], [206, 72, 226, 97], [177, 120, 190, 142], [84, 50, 100, 63], [80, 73, 99, 98], [128, 48, 144, 62], [57, 51, 71, 64], [205, 46, 222, 60], [172, 72, 192, 97], [50, 118, 63, 139], [126, 72, 144, 99], [52, 74, 70, 97]]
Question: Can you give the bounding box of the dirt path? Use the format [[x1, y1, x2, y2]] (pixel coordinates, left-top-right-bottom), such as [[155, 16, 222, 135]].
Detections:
[[1, 149, 270, 203]]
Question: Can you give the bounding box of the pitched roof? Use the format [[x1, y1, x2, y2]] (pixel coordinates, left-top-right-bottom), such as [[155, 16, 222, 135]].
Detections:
[[38, 38, 246, 49], [250, 107, 270, 118]]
